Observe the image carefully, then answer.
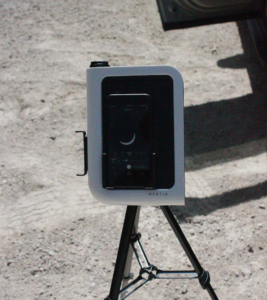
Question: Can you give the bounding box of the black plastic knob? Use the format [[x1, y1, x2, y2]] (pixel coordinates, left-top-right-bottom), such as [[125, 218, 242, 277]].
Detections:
[[90, 61, 110, 68]]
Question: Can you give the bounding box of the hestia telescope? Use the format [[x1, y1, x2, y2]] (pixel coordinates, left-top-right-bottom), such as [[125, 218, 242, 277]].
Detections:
[[86, 62, 184, 205]]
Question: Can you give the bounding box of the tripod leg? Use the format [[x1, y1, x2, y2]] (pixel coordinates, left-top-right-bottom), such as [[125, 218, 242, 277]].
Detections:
[[161, 206, 219, 300], [105, 206, 139, 300], [120, 206, 141, 299]]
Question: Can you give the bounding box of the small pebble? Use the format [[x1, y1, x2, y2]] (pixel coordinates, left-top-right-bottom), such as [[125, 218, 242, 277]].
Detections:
[[242, 268, 251, 277], [247, 245, 254, 253], [30, 270, 37, 276], [189, 230, 195, 236], [181, 286, 187, 294]]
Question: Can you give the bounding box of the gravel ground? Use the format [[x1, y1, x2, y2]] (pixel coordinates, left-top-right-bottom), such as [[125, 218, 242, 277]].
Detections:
[[0, 0, 267, 299]]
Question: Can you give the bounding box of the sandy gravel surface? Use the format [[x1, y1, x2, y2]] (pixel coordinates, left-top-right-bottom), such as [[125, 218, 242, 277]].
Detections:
[[0, 0, 267, 299]]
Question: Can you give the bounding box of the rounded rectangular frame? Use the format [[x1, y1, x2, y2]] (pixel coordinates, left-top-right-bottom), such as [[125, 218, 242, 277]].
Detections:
[[87, 65, 184, 205]]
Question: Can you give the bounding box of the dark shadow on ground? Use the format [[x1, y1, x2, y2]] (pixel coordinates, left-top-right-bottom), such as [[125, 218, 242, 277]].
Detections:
[[185, 93, 265, 157], [179, 21, 267, 219], [171, 180, 267, 221], [184, 21, 267, 170]]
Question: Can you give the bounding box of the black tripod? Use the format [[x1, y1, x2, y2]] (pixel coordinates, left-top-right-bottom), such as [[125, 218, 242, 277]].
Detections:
[[104, 206, 219, 300]]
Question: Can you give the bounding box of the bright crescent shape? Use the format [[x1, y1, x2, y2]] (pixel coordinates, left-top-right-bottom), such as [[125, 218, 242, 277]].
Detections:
[[120, 133, 136, 146]]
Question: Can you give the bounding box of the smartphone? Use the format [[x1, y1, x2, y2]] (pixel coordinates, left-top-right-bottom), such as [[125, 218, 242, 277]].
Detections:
[[103, 94, 152, 189]]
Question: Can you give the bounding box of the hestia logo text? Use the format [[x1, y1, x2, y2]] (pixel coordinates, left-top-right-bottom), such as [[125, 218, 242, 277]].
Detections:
[[149, 192, 168, 196]]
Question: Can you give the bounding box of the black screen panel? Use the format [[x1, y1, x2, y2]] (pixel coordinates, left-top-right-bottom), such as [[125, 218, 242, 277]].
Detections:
[[102, 75, 175, 189]]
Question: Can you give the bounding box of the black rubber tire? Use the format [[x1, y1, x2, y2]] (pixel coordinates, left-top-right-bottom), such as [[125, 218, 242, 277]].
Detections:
[[247, 17, 267, 65]]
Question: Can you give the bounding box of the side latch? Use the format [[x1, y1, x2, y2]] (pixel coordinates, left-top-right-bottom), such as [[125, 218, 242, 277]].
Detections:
[[75, 131, 88, 176]]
